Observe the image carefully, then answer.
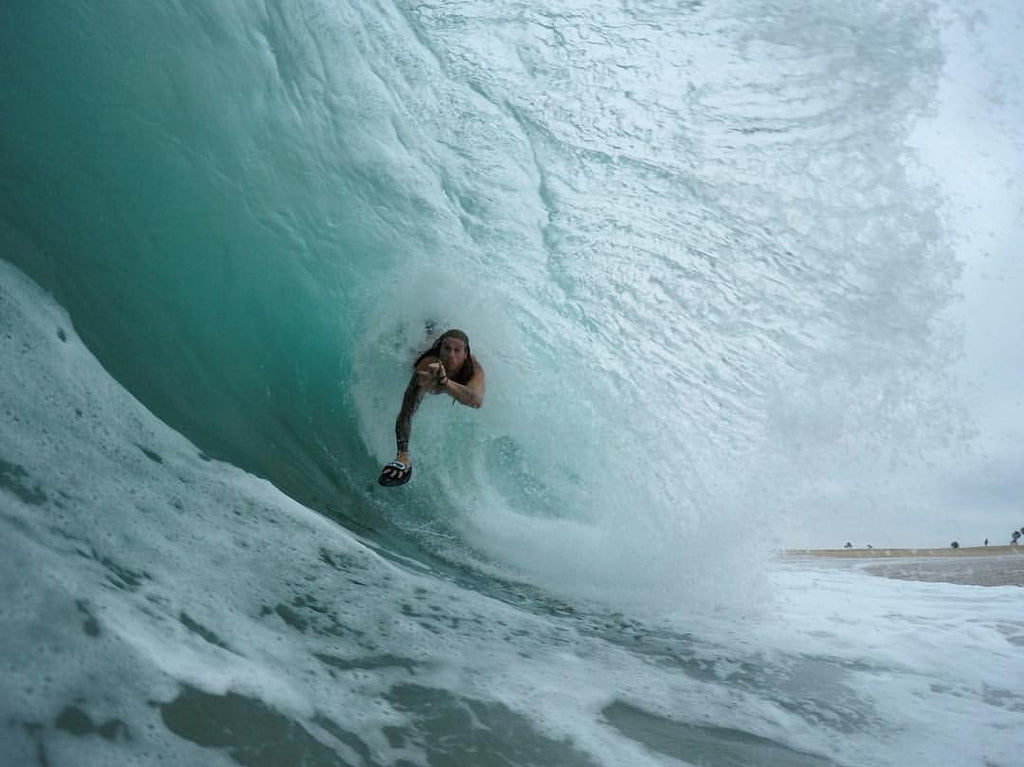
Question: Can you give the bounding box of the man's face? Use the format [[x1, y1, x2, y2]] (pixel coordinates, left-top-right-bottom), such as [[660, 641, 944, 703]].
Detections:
[[439, 337, 467, 371]]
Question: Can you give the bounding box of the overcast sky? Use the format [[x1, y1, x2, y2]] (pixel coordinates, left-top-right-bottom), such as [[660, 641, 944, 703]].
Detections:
[[912, 0, 1024, 536]]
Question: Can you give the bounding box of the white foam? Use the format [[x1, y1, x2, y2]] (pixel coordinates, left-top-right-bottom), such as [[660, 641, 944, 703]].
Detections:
[[3, 250, 1023, 767]]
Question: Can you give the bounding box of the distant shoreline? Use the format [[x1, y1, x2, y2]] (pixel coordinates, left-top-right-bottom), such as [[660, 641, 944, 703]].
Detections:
[[786, 545, 1022, 559], [784, 546, 1024, 587]]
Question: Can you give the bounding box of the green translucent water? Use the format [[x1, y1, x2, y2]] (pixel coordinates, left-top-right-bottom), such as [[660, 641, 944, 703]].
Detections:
[[1, 0, 958, 569]]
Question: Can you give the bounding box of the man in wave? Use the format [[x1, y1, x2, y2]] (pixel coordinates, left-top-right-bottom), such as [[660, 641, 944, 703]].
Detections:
[[378, 329, 486, 486]]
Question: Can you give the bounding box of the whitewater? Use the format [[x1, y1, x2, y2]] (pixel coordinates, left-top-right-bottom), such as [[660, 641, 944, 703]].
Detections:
[[2, 1, 1023, 765]]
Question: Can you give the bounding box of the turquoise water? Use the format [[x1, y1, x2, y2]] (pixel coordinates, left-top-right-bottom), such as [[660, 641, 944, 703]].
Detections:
[[4, 1, 1022, 766], [2, 0, 961, 563]]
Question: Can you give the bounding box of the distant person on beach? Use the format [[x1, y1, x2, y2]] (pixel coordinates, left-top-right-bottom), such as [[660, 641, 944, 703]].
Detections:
[[844, 542, 852, 549], [1013, 530, 1021, 546], [378, 329, 486, 487]]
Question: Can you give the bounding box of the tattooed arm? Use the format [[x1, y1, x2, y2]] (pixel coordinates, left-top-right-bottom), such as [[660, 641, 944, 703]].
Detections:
[[392, 355, 485, 461], [394, 371, 427, 455]]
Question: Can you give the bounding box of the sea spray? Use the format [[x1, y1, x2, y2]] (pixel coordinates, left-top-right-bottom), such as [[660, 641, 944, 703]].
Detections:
[[3, 2, 1023, 765], [1, 0, 961, 604]]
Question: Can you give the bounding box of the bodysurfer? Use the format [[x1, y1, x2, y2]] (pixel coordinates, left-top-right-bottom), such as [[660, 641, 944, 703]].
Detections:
[[378, 329, 485, 486]]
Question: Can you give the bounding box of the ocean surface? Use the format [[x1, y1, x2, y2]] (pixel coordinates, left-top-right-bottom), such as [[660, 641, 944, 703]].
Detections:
[[2, 1, 1022, 765]]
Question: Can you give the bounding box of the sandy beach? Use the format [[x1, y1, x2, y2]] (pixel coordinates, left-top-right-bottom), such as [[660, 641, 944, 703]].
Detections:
[[786, 546, 1024, 587]]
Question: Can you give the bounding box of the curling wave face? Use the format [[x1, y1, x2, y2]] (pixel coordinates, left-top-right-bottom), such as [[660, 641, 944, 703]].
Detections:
[[0, 0, 959, 602]]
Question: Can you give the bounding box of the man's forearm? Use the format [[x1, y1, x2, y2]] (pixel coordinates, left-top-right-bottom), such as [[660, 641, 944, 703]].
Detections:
[[442, 380, 482, 408], [395, 380, 423, 450]]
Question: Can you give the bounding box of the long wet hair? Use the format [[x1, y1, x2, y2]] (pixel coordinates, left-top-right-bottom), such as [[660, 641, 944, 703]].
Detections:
[[414, 328, 475, 384]]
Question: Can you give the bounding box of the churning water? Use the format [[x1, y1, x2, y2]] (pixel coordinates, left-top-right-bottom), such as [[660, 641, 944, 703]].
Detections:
[[2, 1, 1021, 765]]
